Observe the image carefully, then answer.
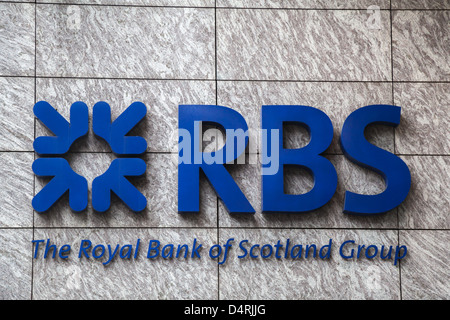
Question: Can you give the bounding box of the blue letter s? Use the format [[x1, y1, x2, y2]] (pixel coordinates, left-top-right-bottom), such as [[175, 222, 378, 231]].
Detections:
[[340, 105, 411, 215]]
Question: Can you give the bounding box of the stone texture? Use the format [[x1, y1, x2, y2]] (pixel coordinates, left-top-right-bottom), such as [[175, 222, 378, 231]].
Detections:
[[0, 0, 447, 301], [36, 5, 215, 79], [36, 78, 216, 153], [217, 0, 390, 9], [217, 81, 394, 154], [0, 77, 35, 151], [38, 0, 215, 6], [32, 228, 217, 299], [218, 155, 398, 228], [0, 3, 35, 76], [392, 0, 450, 9], [0, 229, 32, 299], [399, 156, 450, 229], [394, 82, 450, 155], [0, 153, 34, 228], [219, 228, 400, 300], [217, 9, 391, 81], [34, 153, 217, 228], [400, 230, 450, 300], [392, 11, 450, 81]]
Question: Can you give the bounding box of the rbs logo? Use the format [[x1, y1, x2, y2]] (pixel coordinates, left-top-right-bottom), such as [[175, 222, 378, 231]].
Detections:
[[33, 102, 411, 216], [32, 101, 147, 213]]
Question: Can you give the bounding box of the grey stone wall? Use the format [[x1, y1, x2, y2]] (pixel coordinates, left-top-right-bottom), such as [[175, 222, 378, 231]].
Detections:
[[0, 0, 448, 300]]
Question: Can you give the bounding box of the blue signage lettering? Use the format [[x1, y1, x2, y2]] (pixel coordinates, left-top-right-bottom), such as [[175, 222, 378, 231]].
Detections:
[[178, 104, 255, 214], [340, 105, 411, 215], [261, 105, 338, 213], [32, 101, 411, 216]]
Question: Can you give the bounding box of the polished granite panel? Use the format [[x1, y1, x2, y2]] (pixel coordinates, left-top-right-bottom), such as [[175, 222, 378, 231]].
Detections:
[[217, 0, 390, 9], [0, 153, 34, 228], [217, 9, 391, 81], [32, 228, 217, 299], [0, 229, 32, 299], [0, 77, 35, 151], [392, 0, 450, 9], [36, 5, 215, 79], [36, 78, 215, 153], [392, 11, 450, 81], [394, 83, 449, 155], [219, 228, 400, 299], [37, 0, 215, 5], [0, 3, 35, 76], [400, 230, 450, 299], [399, 156, 450, 229]]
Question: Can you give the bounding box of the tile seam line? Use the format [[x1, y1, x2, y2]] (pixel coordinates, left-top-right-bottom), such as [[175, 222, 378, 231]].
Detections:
[[34, 2, 215, 9], [1, 1, 446, 10], [215, 0, 221, 301], [4, 152, 450, 158], [389, 0, 400, 241], [21, 152, 450, 157], [390, 3, 396, 157], [3, 76, 450, 83], [24, 227, 450, 231], [391, 0, 402, 300], [31, 0, 36, 301], [25, 3, 449, 11], [215, 8, 449, 11], [38, 5, 383, 10], [35, 77, 217, 81]]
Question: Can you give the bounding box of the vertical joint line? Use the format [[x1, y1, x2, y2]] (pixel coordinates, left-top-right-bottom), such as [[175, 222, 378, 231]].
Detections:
[[390, 1, 401, 301], [398, 230, 403, 300], [214, 0, 220, 301], [31, 0, 37, 301], [389, 0, 396, 156]]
